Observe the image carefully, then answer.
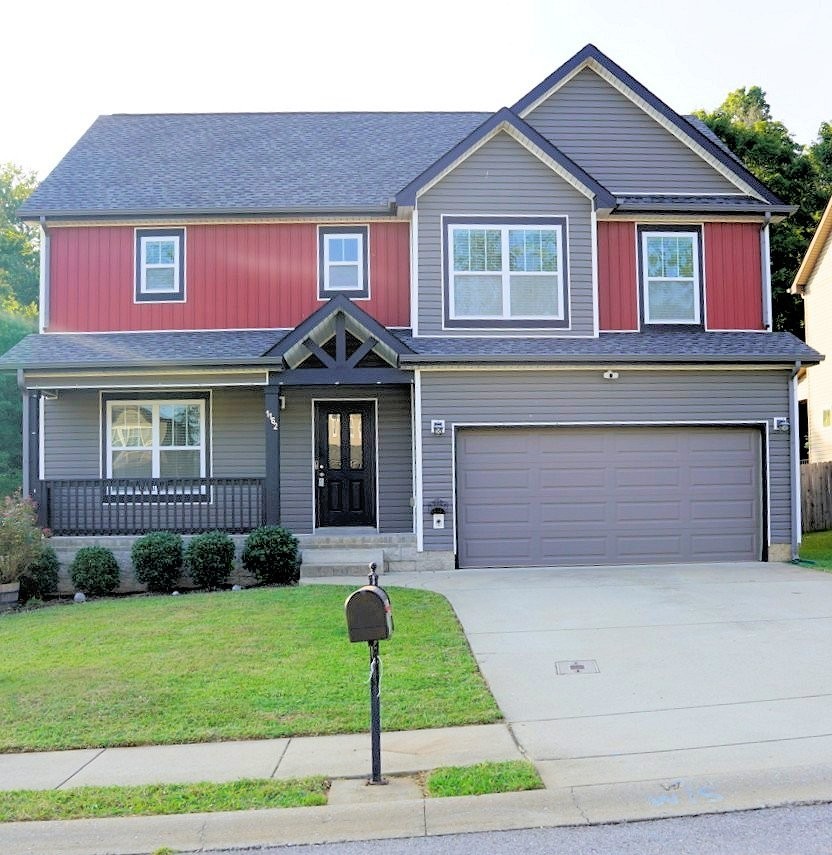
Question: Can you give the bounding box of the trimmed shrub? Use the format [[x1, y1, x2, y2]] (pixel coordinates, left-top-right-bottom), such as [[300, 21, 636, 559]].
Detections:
[[185, 531, 235, 589], [70, 547, 120, 596], [131, 532, 183, 593], [242, 526, 300, 586], [19, 545, 60, 602]]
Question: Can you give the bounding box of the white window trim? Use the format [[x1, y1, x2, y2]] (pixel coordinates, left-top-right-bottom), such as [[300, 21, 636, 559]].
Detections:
[[448, 223, 565, 321], [106, 399, 206, 480], [139, 235, 181, 295], [641, 230, 701, 325], [322, 232, 365, 293]]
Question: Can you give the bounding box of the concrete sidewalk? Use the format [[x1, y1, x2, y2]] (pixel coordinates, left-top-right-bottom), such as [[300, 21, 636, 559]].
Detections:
[[0, 723, 519, 791]]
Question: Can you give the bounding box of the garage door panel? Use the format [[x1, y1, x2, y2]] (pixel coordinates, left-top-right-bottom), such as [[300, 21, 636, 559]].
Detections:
[[456, 427, 762, 568]]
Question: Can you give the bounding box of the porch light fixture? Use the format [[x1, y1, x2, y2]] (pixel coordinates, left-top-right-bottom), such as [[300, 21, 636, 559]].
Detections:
[[602, 370, 619, 381], [431, 420, 446, 435]]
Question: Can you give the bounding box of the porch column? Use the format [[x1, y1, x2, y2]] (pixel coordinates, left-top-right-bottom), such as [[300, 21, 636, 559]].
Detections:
[[23, 389, 45, 526], [264, 372, 281, 526]]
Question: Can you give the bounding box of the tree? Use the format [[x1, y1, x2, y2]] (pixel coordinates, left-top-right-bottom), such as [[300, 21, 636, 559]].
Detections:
[[694, 88, 826, 336], [0, 163, 39, 308]]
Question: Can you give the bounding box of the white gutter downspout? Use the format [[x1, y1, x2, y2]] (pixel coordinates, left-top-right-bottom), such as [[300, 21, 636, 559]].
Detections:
[[790, 360, 802, 559], [39, 217, 50, 333]]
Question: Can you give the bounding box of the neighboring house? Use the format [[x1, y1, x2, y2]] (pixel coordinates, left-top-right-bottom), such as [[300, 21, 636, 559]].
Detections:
[[1, 44, 820, 573], [792, 195, 832, 462]]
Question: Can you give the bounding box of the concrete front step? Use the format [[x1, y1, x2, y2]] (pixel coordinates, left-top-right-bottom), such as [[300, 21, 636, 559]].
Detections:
[[300, 548, 386, 578]]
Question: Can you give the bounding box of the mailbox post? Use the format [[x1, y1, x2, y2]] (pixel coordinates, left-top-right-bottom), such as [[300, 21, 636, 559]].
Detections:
[[344, 563, 393, 785]]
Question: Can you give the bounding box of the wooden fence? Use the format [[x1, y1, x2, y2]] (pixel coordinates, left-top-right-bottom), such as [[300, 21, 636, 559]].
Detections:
[[801, 461, 832, 532]]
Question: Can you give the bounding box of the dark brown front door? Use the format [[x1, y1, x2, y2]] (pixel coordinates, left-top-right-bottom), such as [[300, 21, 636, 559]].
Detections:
[[315, 402, 375, 527]]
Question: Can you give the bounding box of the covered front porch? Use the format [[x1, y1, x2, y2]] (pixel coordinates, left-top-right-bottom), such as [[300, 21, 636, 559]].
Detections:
[[21, 299, 421, 563]]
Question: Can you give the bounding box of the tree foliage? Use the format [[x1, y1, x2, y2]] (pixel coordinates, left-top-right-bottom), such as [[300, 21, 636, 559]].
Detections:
[[695, 88, 831, 335], [0, 163, 39, 308]]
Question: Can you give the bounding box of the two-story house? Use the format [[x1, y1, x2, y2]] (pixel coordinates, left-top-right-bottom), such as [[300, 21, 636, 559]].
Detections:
[[2, 44, 819, 578]]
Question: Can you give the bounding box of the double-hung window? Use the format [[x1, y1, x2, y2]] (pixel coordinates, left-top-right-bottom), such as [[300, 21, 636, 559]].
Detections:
[[641, 229, 701, 324], [135, 228, 186, 302], [106, 399, 206, 481], [445, 217, 568, 327], [318, 226, 369, 298]]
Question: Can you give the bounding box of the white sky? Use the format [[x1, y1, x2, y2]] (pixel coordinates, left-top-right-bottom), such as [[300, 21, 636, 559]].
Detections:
[[4, 0, 829, 179]]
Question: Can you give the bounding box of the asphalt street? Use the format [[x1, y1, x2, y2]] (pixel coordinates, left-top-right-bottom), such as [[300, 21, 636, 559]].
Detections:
[[202, 803, 832, 855]]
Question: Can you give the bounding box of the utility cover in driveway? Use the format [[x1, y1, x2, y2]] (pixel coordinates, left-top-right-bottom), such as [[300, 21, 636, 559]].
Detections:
[[455, 426, 762, 568]]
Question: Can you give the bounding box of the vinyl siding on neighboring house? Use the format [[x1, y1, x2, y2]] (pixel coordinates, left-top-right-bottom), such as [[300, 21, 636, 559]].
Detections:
[[278, 385, 413, 534], [418, 368, 792, 551], [48, 222, 410, 332], [803, 235, 832, 461], [524, 67, 741, 194], [416, 131, 595, 337]]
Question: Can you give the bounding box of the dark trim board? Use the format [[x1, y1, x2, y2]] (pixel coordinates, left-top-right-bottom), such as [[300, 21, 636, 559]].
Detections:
[[441, 215, 571, 330], [99, 391, 212, 479], [636, 224, 705, 330], [134, 228, 186, 303]]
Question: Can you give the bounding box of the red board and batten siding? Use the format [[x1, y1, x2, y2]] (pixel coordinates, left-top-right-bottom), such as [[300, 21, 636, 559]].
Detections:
[[703, 222, 764, 330], [48, 222, 411, 332], [597, 221, 638, 331], [597, 220, 764, 332]]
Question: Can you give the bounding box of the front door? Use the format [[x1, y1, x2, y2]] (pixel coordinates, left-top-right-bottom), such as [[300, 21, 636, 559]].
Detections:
[[315, 402, 376, 527]]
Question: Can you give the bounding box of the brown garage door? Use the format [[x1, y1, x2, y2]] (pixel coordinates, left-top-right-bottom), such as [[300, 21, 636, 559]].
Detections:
[[456, 426, 763, 568]]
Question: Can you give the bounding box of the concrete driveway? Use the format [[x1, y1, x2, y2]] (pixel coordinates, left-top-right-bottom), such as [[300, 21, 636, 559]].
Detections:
[[390, 561, 832, 796]]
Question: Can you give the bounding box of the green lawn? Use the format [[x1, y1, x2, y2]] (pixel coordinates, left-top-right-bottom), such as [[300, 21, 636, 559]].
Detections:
[[799, 530, 832, 570], [0, 778, 328, 822], [0, 586, 500, 752], [425, 761, 543, 798]]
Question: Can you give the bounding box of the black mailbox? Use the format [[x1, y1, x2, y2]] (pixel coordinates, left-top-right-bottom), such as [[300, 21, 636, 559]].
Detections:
[[345, 585, 393, 642]]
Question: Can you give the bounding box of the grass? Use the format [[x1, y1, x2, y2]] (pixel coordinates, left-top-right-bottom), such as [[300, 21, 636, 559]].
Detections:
[[799, 530, 832, 570], [0, 777, 328, 822], [0, 585, 500, 752], [424, 760, 543, 798]]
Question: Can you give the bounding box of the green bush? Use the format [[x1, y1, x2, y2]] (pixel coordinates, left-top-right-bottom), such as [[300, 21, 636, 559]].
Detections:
[[131, 532, 183, 593], [69, 547, 120, 597], [0, 493, 45, 584], [241, 526, 300, 586], [184, 531, 235, 589], [19, 545, 59, 602]]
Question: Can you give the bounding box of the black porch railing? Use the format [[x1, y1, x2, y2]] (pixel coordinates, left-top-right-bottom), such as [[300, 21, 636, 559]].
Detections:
[[40, 478, 265, 536]]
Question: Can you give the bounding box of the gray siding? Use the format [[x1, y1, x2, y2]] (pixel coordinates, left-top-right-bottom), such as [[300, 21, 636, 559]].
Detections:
[[525, 68, 740, 194], [417, 131, 594, 337], [279, 385, 413, 534], [419, 369, 793, 552], [43, 388, 265, 479]]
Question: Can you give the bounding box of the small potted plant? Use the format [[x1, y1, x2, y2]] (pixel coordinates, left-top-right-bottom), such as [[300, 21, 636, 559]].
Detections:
[[0, 494, 48, 610]]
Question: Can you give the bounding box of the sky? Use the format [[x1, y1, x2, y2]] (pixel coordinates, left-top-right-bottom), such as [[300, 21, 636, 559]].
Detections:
[[4, 0, 829, 179]]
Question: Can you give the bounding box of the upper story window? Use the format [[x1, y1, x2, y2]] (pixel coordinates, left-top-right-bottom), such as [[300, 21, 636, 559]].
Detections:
[[106, 398, 206, 480], [318, 225, 369, 298], [443, 217, 568, 328], [135, 228, 186, 303], [640, 228, 701, 325]]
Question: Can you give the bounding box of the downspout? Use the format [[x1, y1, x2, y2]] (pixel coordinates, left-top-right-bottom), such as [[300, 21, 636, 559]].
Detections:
[[790, 360, 802, 560], [18, 370, 29, 497], [760, 212, 772, 330], [39, 217, 50, 333]]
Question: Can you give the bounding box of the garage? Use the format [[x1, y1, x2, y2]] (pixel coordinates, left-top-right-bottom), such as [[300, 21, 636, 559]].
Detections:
[[455, 426, 763, 568]]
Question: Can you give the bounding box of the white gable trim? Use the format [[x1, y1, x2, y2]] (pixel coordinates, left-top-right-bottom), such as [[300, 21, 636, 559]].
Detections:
[[414, 123, 598, 204], [518, 59, 764, 202]]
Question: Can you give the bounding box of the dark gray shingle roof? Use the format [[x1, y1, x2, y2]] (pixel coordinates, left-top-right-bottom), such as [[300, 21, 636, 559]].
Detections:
[[3, 329, 818, 370], [0, 330, 290, 369], [615, 194, 795, 215], [397, 331, 821, 364], [19, 112, 489, 217]]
